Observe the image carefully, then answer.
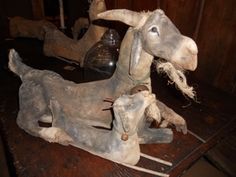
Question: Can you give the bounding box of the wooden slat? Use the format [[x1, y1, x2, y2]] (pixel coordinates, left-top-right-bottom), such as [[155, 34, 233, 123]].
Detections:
[[206, 124, 236, 177], [31, 0, 45, 19], [114, 0, 132, 9], [194, 0, 236, 95], [2, 0, 33, 18], [130, 0, 159, 11], [105, 0, 115, 10], [0, 136, 10, 177], [159, 0, 202, 37], [213, 33, 236, 95], [106, 0, 161, 11]]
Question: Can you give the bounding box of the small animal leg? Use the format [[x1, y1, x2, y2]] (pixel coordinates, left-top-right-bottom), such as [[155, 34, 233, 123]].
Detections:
[[138, 126, 173, 144], [16, 111, 45, 138], [17, 112, 72, 145], [39, 127, 73, 145]]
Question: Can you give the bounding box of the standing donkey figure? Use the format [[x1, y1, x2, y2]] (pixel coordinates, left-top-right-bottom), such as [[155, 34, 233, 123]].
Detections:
[[8, 9, 198, 144]]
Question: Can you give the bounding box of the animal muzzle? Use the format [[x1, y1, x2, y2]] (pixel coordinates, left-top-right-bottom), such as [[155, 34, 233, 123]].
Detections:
[[170, 36, 198, 71]]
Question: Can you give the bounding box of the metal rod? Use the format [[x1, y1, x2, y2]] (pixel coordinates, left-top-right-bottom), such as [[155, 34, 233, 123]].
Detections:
[[59, 0, 65, 29], [141, 153, 172, 166], [120, 162, 169, 177], [187, 129, 206, 143]]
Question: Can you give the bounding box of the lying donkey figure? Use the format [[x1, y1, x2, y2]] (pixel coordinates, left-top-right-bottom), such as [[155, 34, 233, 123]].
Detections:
[[9, 49, 173, 144], [9, 8, 198, 144], [39, 91, 172, 176]]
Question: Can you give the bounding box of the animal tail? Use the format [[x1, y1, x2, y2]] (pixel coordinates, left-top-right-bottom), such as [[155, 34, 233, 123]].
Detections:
[[8, 49, 32, 79]]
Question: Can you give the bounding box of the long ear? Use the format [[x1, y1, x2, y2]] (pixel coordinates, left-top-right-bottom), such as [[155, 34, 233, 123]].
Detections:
[[129, 31, 142, 75], [97, 9, 142, 27]]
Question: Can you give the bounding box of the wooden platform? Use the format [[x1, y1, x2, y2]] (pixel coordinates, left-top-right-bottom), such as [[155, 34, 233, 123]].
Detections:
[[0, 38, 235, 177]]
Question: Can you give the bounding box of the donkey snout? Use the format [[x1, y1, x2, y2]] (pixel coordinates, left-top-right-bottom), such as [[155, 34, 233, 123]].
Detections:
[[185, 37, 198, 71], [170, 36, 198, 71], [188, 54, 198, 71], [185, 37, 198, 55]]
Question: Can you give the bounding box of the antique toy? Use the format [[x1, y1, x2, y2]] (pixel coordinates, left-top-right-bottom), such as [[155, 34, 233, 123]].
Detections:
[[46, 91, 171, 176], [8, 8, 198, 144]]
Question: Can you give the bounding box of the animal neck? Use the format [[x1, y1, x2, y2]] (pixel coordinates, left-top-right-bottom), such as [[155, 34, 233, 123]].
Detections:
[[112, 28, 153, 85]]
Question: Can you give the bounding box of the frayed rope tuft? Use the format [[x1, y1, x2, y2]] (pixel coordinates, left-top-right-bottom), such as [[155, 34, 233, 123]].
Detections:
[[155, 61, 196, 99]]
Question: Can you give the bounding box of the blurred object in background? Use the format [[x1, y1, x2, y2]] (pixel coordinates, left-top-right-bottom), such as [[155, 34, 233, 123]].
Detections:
[[84, 29, 120, 77]]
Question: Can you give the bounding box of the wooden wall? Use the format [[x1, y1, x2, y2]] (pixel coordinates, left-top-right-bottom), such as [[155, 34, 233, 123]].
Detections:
[[106, 0, 236, 96], [0, 0, 32, 18]]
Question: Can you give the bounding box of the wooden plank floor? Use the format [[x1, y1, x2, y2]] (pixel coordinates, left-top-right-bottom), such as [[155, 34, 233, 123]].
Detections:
[[0, 38, 235, 177], [206, 122, 236, 177], [0, 135, 10, 177]]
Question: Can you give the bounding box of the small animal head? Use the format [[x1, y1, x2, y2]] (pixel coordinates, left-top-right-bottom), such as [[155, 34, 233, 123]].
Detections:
[[97, 9, 198, 72], [113, 91, 155, 140]]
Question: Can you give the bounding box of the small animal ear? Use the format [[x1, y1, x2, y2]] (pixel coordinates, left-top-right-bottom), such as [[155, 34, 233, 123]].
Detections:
[[129, 31, 142, 75]]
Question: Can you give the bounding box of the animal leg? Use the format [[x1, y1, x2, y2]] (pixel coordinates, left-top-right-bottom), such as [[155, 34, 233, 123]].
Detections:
[[138, 117, 173, 144], [38, 127, 73, 145], [138, 126, 173, 144], [156, 100, 187, 134], [16, 81, 50, 138], [17, 83, 72, 145], [16, 111, 45, 137], [17, 111, 72, 145]]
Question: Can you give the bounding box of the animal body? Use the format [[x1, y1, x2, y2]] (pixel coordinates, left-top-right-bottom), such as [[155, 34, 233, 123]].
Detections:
[[48, 91, 158, 165], [9, 8, 198, 143], [34, 90, 173, 176]]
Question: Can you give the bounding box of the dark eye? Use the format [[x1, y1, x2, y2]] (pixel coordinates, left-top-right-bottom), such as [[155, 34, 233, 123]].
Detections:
[[151, 27, 158, 32], [150, 26, 160, 36]]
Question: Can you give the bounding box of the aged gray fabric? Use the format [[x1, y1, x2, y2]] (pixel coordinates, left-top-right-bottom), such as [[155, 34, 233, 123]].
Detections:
[[8, 8, 198, 145]]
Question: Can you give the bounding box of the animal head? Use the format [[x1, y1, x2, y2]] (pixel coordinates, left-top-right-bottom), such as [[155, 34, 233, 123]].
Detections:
[[97, 9, 198, 72], [113, 91, 155, 140]]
